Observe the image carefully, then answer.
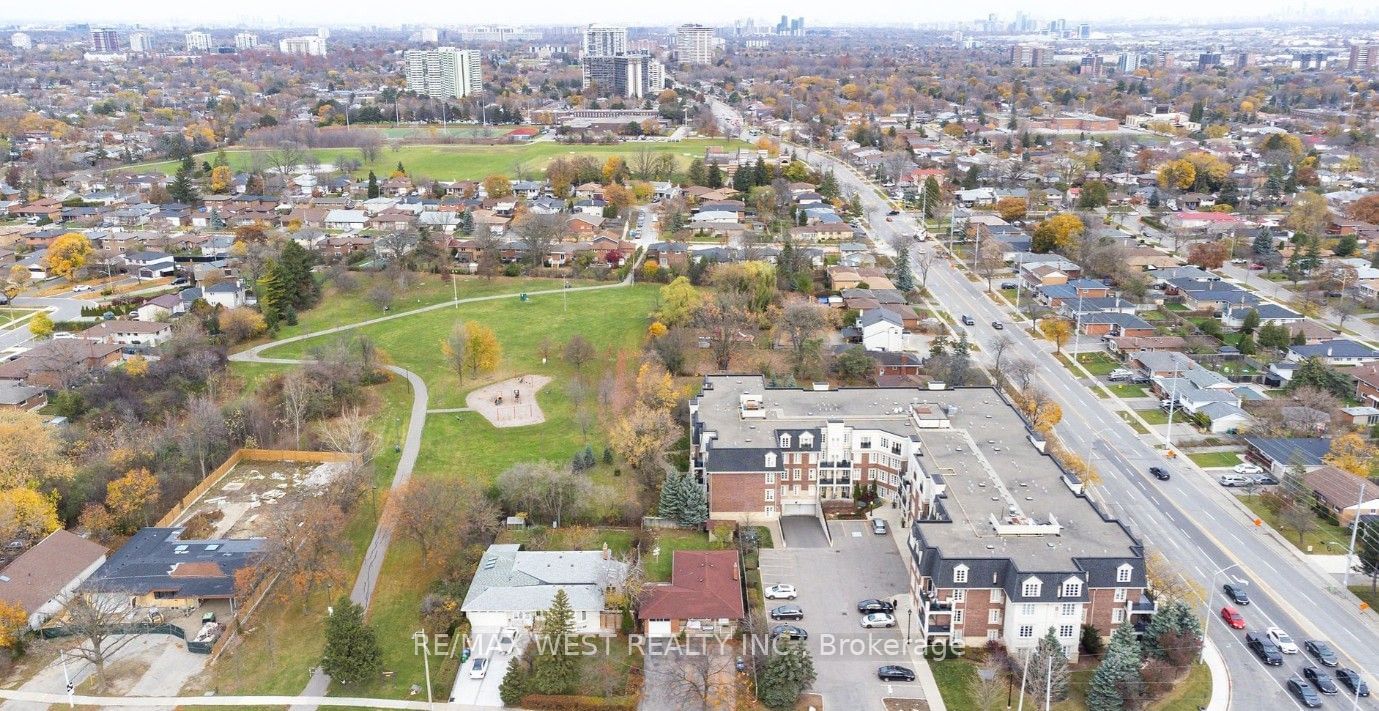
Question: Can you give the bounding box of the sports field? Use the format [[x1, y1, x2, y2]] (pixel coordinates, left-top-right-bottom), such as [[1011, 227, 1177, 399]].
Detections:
[[134, 138, 750, 181]]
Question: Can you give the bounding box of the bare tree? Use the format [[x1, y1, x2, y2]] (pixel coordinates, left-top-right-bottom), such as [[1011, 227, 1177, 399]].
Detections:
[[662, 648, 736, 711], [914, 248, 937, 291], [178, 396, 227, 481], [991, 334, 1015, 376], [59, 595, 140, 688], [776, 299, 827, 374], [517, 213, 566, 269], [280, 372, 317, 449], [258, 497, 351, 605], [264, 141, 308, 198], [976, 237, 1005, 292], [563, 335, 596, 373], [495, 461, 591, 526], [1002, 357, 1037, 392], [374, 231, 422, 260], [390, 478, 499, 570], [357, 132, 383, 163], [695, 291, 752, 371]]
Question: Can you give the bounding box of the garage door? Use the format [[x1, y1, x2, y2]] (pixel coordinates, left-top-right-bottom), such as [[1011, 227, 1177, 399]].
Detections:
[[782, 503, 815, 516], [647, 619, 673, 637]]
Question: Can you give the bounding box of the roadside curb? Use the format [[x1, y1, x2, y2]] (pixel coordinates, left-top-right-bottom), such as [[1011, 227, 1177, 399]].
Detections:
[[1204, 637, 1231, 711]]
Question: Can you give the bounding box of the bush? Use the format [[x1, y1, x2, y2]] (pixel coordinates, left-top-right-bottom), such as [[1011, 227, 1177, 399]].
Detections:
[[519, 694, 637, 710], [504, 263, 522, 277]]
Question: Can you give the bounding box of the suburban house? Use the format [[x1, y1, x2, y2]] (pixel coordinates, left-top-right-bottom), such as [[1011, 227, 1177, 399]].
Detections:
[[1351, 363, 1379, 406], [1222, 303, 1302, 329], [1302, 465, 1379, 526], [0, 382, 46, 411], [136, 293, 183, 321], [79, 319, 173, 346], [461, 544, 628, 635], [860, 309, 905, 352], [1078, 312, 1155, 338], [123, 251, 176, 280], [0, 530, 108, 629], [637, 550, 745, 637], [324, 210, 368, 230], [1242, 436, 1331, 475], [1287, 339, 1379, 366], [203, 280, 247, 309], [82, 527, 265, 613], [1197, 402, 1253, 434]]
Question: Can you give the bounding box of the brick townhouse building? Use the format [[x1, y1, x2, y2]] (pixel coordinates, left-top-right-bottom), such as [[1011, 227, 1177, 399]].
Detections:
[[688, 375, 1151, 658]]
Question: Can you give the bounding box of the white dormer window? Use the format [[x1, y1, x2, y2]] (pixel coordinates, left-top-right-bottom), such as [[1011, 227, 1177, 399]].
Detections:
[[765, 452, 777, 469], [1021, 577, 1042, 598], [799, 432, 814, 448], [1116, 564, 1133, 583], [780, 433, 792, 449], [1060, 579, 1083, 598], [953, 564, 969, 584]]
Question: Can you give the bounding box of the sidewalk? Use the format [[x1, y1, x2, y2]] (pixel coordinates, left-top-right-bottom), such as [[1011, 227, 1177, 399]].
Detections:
[[1203, 638, 1231, 711], [873, 506, 947, 711]]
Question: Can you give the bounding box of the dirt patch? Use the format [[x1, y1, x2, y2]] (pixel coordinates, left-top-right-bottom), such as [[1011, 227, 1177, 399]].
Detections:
[[883, 699, 928, 711], [171, 458, 351, 537], [74, 657, 151, 696], [465, 374, 552, 427]]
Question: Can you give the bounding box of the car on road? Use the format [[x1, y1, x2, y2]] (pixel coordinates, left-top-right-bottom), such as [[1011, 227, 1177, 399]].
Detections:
[[961, 315, 976, 326], [1304, 640, 1339, 667], [1149, 466, 1171, 481], [469, 657, 488, 679], [1267, 626, 1300, 654], [860, 612, 897, 628], [770, 624, 808, 640], [1303, 666, 1340, 695], [991, 321, 1004, 330], [770, 605, 804, 621], [1220, 606, 1245, 629], [877, 665, 916, 682], [764, 584, 797, 600], [1223, 583, 1250, 605], [1233, 463, 1263, 475], [1245, 632, 1283, 665], [857, 599, 896, 614], [1337, 668, 1370, 696], [887, 209, 900, 216], [71, 285, 92, 293], [1288, 676, 1325, 708], [871, 518, 888, 535]]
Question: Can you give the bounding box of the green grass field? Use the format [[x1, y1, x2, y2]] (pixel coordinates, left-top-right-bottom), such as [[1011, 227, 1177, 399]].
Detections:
[[135, 139, 750, 182], [1186, 451, 1242, 469], [1135, 409, 1171, 425], [1149, 663, 1212, 711]]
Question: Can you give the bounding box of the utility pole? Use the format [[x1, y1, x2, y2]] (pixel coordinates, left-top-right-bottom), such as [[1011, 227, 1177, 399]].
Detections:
[[1164, 356, 1182, 452], [1342, 482, 1368, 589], [1016, 648, 1030, 711]]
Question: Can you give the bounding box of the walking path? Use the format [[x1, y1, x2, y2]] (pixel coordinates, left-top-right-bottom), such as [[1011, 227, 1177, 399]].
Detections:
[[228, 267, 642, 708]]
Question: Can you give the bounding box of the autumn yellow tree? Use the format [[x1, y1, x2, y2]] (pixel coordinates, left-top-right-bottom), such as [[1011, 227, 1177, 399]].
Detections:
[[0, 600, 27, 654], [1032, 396, 1063, 433], [106, 468, 160, 534], [124, 355, 149, 377], [0, 487, 60, 544], [440, 321, 470, 383], [28, 312, 53, 340], [45, 232, 93, 281], [461, 322, 501, 378], [482, 174, 512, 198], [1156, 159, 1196, 191], [658, 276, 701, 325], [1324, 432, 1378, 476], [602, 156, 627, 184], [209, 165, 233, 194], [1030, 213, 1084, 253], [1039, 318, 1074, 353], [217, 307, 267, 343], [995, 196, 1028, 222], [605, 183, 634, 215], [0, 411, 72, 489]]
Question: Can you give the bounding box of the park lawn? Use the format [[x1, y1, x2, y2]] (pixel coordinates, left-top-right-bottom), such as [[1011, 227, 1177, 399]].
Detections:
[[1073, 352, 1120, 376], [1135, 409, 1170, 425], [1351, 586, 1379, 616], [646, 530, 716, 582], [1148, 663, 1211, 711], [228, 360, 291, 394], [498, 526, 636, 555], [1186, 451, 1242, 469], [136, 139, 750, 181], [1239, 495, 1353, 553]]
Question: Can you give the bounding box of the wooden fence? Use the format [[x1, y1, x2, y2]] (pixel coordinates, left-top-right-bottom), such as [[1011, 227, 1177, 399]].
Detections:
[[155, 448, 360, 528]]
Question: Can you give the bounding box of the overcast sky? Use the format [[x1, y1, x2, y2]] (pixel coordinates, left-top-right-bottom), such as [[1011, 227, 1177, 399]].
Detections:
[[3, 0, 1373, 28]]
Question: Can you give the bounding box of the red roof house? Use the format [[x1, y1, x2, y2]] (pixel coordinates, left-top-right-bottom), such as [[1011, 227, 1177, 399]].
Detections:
[[638, 550, 745, 637]]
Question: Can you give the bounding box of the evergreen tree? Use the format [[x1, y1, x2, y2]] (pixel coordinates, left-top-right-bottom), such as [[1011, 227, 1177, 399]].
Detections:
[[320, 596, 383, 686], [256, 263, 291, 330], [1025, 627, 1071, 702], [279, 240, 320, 309], [753, 156, 769, 186], [658, 474, 686, 523], [531, 589, 578, 694], [213, 148, 230, 168], [732, 164, 754, 193], [706, 163, 723, 189], [169, 167, 200, 205], [1252, 232, 1274, 256], [457, 210, 474, 236], [1236, 332, 1257, 355], [757, 642, 817, 711], [1142, 600, 1202, 661], [962, 165, 980, 189], [1189, 100, 1205, 124], [819, 170, 839, 200], [948, 333, 972, 386], [680, 476, 708, 526], [499, 658, 529, 705], [1087, 624, 1144, 711], [892, 244, 915, 291], [922, 176, 942, 219], [366, 170, 380, 199], [1239, 309, 1261, 334]]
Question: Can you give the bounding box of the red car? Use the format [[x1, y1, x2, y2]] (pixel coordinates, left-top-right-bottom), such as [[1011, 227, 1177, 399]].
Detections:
[[1221, 606, 1246, 629]]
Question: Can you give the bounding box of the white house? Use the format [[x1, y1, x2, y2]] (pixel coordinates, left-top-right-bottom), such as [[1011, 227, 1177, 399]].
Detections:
[[461, 544, 627, 635], [860, 309, 905, 352], [1287, 339, 1379, 366], [324, 210, 368, 230], [136, 293, 182, 322], [0, 530, 107, 629], [204, 280, 246, 309], [79, 319, 173, 346], [123, 250, 176, 280]]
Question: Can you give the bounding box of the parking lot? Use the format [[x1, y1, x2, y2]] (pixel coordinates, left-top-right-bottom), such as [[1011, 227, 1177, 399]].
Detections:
[[759, 518, 925, 711]]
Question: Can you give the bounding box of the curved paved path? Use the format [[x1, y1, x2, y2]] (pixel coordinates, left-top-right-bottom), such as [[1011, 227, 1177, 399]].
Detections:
[[230, 268, 641, 708]]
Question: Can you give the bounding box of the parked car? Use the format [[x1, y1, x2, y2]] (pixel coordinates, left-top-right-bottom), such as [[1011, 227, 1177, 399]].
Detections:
[[770, 605, 805, 621], [1267, 626, 1300, 654], [1287, 676, 1324, 708], [1336, 668, 1370, 696], [861, 612, 897, 628], [1233, 463, 1263, 475], [1245, 632, 1283, 665], [469, 657, 488, 679], [764, 584, 797, 600], [770, 624, 808, 640], [991, 321, 1004, 330], [871, 518, 888, 535], [1000, 282, 1018, 290], [1218, 474, 1250, 487], [499, 627, 517, 654], [1223, 583, 1250, 605], [877, 665, 916, 682], [857, 599, 896, 614], [1220, 606, 1245, 629], [71, 284, 92, 293], [1303, 666, 1340, 695], [1253, 473, 1280, 486], [1304, 640, 1339, 667], [887, 209, 900, 216], [1150, 466, 1171, 481], [961, 315, 976, 326]]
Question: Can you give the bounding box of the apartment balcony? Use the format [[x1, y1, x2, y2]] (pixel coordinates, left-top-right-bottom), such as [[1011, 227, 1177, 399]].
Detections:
[[1130, 592, 1158, 616]]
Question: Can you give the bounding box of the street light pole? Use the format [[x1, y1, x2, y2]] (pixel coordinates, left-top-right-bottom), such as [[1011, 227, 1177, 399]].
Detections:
[[1202, 563, 1242, 663], [1341, 482, 1367, 589], [60, 649, 74, 708]]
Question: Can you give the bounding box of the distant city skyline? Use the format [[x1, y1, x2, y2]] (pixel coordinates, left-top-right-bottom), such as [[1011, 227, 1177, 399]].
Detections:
[[4, 0, 1378, 28]]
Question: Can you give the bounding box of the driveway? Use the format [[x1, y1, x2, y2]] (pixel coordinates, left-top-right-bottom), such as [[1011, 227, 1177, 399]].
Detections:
[[778, 515, 829, 548], [640, 640, 737, 711], [758, 519, 924, 711], [1, 634, 203, 711], [447, 629, 517, 707]]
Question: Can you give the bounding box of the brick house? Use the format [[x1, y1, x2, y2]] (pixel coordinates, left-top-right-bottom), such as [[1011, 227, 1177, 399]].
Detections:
[[638, 550, 745, 637]]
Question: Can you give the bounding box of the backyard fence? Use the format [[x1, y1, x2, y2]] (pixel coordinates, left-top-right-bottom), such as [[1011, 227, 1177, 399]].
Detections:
[[155, 447, 360, 528]]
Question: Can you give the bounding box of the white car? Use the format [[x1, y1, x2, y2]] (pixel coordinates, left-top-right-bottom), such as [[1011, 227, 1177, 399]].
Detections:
[[764, 584, 798, 600], [1233, 463, 1263, 475], [860, 612, 897, 629], [71, 285, 93, 293], [498, 627, 517, 654], [469, 657, 489, 679], [1266, 627, 1299, 654]]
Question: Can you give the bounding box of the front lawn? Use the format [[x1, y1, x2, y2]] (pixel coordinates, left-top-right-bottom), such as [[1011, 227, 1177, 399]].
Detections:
[[1074, 352, 1120, 376], [1351, 586, 1379, 616], [1149, 663, 1212, 711], [1107, 383, 1147, 398], [1186, 451, 1242, 469], [1238, 495, 1353, 553], [1135, 409, 1171, 425], [1117, 411, 1151, 434]]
